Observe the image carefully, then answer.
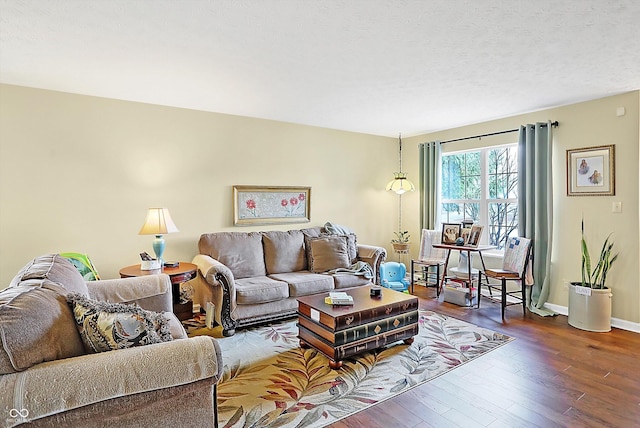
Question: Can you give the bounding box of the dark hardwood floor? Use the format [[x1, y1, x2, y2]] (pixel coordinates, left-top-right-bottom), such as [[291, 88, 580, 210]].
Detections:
[[328, 286, 640, 428]]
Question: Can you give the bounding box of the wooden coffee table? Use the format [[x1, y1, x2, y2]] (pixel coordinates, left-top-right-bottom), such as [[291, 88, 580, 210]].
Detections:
[[297, 286, 419, 369]]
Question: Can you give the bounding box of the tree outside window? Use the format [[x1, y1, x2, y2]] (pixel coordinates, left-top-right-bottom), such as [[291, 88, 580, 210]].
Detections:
[[441, 144, 518, 250]]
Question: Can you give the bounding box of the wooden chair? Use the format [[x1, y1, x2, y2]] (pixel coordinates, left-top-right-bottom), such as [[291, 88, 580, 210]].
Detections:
[[410, 229, 447, 294], [477, 237, 532, 319]]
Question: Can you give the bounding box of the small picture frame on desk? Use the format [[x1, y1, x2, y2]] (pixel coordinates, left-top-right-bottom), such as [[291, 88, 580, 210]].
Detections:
[[441, 223, 461, 245], [467, 225, 484, 248], [460, 228, 472, 245]]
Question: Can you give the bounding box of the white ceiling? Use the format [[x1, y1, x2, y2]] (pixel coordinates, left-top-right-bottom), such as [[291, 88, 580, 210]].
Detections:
[[1, 0, 639, 137]]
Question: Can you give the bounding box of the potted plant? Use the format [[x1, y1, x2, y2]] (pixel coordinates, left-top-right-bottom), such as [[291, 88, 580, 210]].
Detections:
[[391, 231, 411, 252], [568, 218, 618, 332]]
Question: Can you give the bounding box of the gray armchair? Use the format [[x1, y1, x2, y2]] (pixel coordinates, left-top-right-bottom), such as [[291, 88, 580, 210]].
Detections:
[[1, 254, 223, 428]]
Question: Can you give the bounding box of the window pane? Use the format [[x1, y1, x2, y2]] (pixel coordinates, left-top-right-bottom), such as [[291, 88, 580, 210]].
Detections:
[[489, 175, 498, 199], [507, 146, 518, 173], [465, 176, 480, 199], [464, 203, 480, 222], [441, 203, 464, 223], [488, 150, 498, 174], [493, 148, 508, 174], [495, 173, 508, 199], [466, 152, 481, 175], [442, 155, 464, 199], [488, 146, 518, 200], [507, 172, 518, 198], [488, 202, 518, 249]]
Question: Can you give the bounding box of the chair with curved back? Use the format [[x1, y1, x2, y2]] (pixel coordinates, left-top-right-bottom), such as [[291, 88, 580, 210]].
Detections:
[[477, 236, 533, 319], [410, 229, 447, 294], [380, 262, 410, 292]]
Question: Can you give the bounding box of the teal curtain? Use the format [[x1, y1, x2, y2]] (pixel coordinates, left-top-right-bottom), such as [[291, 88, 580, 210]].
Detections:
[[419, 141, 441, 230], [518, 122, 555, 316]]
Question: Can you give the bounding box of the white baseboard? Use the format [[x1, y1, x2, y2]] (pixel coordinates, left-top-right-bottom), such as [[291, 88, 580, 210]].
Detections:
[[543, 303, 640, 333]]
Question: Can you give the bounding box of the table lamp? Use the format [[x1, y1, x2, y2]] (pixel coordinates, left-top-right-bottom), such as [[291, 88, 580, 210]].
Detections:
[[138, 208, 179, 266]]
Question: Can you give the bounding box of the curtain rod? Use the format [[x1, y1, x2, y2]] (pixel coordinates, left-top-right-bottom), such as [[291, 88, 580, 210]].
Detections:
[[438, 120, 559, 144]]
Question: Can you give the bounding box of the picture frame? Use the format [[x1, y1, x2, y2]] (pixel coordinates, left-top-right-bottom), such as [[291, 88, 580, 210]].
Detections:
[[566, 145, 615, 196], [233, 185, 311, 226], [460, 227, 472, 245], [467, 225, 484, 248], [441, 223, 461, 245]]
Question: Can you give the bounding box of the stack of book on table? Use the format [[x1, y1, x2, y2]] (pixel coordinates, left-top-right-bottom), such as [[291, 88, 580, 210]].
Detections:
[[324, 291, 354, 306]]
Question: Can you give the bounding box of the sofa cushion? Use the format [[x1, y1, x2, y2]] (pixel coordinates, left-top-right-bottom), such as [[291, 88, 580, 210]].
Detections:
[[234, 276, 289, 305], [0, 281, 86, 374], [67, 294, 173, 354], [10, 253, 89, 296], [198, 232, 266, 279], [306, 235, 351, 273], [262, 230, 307, 274], [269, 271, 335, 297]]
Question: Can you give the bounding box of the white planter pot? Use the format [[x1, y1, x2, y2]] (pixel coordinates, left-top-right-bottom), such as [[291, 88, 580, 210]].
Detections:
[[568, 283, 612, 332]]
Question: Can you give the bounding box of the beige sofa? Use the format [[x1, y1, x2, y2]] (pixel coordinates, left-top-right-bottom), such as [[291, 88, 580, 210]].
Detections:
[[1, 254, 223, 428], [192, 225, 387, 336]]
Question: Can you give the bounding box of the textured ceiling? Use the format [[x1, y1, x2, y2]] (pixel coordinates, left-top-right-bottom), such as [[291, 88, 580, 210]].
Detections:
[[1, 0, 639, 137]]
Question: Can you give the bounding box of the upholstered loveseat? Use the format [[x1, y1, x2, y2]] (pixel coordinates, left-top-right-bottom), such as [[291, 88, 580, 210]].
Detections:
[[192, 225, 387, 336], [1, 254, 223, 428]]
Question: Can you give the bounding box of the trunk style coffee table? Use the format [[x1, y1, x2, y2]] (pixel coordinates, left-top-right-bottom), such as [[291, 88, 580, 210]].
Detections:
[[297, 286, 419, 369]]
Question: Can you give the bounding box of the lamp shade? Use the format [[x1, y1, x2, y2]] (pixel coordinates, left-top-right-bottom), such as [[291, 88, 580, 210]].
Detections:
[[138, 208, 179, 235], [385, 172, 415, 194]]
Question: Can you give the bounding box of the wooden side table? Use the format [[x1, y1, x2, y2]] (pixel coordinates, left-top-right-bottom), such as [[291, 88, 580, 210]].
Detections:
[[119, 262, 198, 321]]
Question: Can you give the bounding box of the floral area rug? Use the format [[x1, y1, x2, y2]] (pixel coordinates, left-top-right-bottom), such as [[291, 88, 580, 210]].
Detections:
[[183, 310, 513, 428]]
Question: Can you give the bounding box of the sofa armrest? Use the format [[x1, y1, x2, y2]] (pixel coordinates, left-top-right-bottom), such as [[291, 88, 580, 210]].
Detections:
[[1, 336, 222, 427], [192, 255, 234, 288], [86, 274, 187, 339], [192, 254, 238, 337], [86, 274, 173, 313], [357, 244, 387, 285]]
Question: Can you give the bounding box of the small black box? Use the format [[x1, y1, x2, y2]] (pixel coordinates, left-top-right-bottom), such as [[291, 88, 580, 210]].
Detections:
[[370, 286, 382, 298]]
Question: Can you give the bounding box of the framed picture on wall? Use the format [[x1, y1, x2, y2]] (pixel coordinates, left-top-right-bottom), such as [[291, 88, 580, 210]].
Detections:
[[233, 185, 311, 226], [566, 145, 615, 196], [441, 223, 461, 245]]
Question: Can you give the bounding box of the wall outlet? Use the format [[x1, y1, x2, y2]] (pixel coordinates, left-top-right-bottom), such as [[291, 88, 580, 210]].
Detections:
[[612, 201, 622, 213]]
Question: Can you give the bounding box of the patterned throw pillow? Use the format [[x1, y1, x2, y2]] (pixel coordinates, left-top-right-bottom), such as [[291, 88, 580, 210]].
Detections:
[[67, 294, 172, 353]]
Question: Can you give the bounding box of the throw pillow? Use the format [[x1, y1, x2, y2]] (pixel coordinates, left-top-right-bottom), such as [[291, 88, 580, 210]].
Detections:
[[306, 235, 351, 273], [0, 281, 86, 374], [322, 232, 358, 263], [67, 294, 173, 354], [262, 230, 307, 274]]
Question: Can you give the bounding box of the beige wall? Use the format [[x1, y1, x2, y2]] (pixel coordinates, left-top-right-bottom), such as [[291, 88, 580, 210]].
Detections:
[[0, 84, 401, 284], [403, 91, 640, 325]]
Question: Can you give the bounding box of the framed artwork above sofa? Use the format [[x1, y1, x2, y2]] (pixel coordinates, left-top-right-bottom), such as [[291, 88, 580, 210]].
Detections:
[[233, 185, 311, 226]]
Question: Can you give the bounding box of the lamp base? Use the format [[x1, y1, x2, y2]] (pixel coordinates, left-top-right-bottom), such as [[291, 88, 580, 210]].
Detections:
[[152, 235, 166, 266]]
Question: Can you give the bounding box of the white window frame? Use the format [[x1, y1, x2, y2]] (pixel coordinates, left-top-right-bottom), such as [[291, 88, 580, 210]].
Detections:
[[440, 142, 518, 253]]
